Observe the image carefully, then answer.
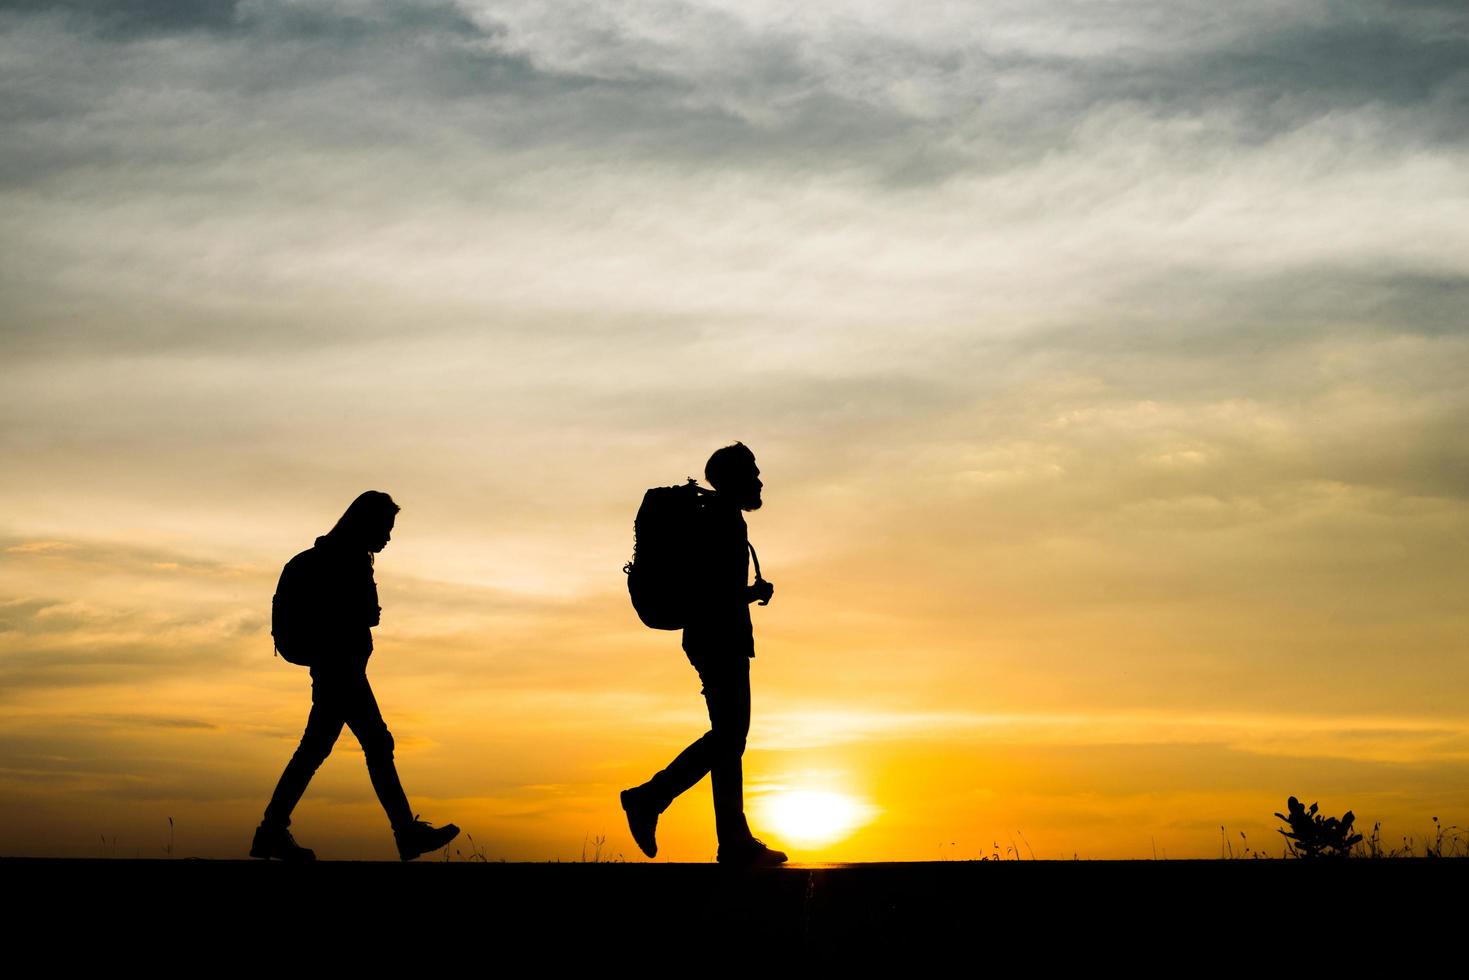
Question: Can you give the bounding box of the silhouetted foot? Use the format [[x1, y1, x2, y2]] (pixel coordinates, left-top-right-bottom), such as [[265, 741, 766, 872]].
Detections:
[[717, 837, 787, 867], [250, 824, 315, 862], [621, 787, 659, 858], [395, 816, 460, 861]]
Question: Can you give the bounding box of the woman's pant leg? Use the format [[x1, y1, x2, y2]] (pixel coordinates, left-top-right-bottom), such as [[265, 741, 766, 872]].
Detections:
[[262, 673, 347, 829], [339, 669, 415, 831]]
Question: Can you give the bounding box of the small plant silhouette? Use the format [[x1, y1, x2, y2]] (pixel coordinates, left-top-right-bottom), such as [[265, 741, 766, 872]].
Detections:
[[443, 833, 496, 863], [580, 832, 622, 863], [1424, 816, 1468, 858], [1220, 826, 1263, 859], [1274, 796, 1362, 858]]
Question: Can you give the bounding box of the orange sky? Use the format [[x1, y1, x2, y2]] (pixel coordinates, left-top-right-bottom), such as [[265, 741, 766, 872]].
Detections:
[[3, 1, 1468, 861]]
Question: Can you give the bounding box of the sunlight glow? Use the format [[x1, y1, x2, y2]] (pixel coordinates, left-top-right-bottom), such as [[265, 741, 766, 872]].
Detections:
[[758, 790, 878, 847]]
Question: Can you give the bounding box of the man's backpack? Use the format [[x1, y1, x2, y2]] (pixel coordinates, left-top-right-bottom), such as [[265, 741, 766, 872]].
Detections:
[[271, 549, 317, 666], [624, 479, 707, 630]]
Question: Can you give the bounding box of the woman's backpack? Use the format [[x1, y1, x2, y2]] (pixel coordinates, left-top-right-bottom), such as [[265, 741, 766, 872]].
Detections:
[[270, 549, 318, 666]]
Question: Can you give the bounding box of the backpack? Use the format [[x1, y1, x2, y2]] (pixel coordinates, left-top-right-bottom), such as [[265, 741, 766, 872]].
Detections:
[[624, 479, 768, 630], [624, 479, 707, 630], [271, 549, 317, 666]]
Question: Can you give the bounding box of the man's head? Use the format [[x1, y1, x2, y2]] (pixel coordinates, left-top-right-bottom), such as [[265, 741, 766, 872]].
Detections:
[[329, 490, 400, 553], [705, 442, 763, 511]]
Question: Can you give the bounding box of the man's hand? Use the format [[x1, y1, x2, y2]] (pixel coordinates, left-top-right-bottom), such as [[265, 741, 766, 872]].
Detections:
[[749, 579, 774, 606]]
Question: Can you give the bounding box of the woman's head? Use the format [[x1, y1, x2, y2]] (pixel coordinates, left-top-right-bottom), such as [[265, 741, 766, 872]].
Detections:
[[327, 491, 400, 553]]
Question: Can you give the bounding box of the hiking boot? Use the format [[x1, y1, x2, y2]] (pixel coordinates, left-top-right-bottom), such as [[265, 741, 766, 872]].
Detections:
[[250, 824, 316, 862], [621, 787, 660, 859], [394, 816, 460, 861], [717, 836, 788, 867]]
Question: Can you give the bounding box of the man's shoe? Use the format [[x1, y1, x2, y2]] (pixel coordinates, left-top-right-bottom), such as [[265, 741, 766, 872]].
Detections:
[[717, 836, 788, 867], [395, 816, 460, 861], [621, 787, 659, 859], [250, 824, 315, 862]]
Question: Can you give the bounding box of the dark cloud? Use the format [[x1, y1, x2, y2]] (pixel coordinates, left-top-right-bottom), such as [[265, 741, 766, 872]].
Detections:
[[89, 714, 220, 731], [1079, 5, 1469, 140], [0, 0, 242, 37], [3, 0, 1460, 198], [1026, 268, 1469, 367], [0, 0, 493, 41]]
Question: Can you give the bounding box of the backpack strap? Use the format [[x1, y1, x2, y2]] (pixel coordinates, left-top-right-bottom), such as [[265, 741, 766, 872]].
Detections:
[[748, 542, 771, 606]]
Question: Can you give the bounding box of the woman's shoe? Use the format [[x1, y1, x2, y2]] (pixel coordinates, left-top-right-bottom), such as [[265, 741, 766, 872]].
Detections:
[[249, 824, 316, 861], [394, 816, 460, 861]]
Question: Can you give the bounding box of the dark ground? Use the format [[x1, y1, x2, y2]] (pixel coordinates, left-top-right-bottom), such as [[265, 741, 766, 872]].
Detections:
[[7, 857, 1460, 961]]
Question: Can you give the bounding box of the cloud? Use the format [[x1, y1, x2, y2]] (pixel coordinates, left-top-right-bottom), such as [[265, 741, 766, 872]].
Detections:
[[756, 702, 1469, 764], [0, 531, 656, 696], [0, 1, 244, 38], [3, 1, 1464, 200], [88, 714, 221, 731]]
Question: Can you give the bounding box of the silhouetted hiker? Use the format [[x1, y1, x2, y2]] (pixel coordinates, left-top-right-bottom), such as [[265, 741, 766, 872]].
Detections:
[[621, 443, 788, 866], [251, 491, 459, 861]]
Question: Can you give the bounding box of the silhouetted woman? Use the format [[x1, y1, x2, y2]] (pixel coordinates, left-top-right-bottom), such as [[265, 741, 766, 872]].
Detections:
[[251, 491, 458, 861]]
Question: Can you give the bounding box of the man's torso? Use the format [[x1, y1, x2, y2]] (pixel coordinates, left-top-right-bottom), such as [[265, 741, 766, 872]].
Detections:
[[683, 497, 754, 659]]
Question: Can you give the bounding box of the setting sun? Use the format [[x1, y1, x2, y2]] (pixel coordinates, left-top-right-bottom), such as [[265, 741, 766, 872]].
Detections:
[[758, 791, 879, 848]]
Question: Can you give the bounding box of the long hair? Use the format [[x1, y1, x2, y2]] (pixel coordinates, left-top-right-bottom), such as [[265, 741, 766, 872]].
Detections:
[[325, 490, 399, 559]]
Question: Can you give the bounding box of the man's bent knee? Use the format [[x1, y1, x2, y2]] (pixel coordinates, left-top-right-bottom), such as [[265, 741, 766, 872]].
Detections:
[[288, 737, 334, 772]]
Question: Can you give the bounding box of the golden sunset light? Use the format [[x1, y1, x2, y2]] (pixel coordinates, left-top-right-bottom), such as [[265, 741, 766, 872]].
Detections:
[[3, 1, 1469, 869]]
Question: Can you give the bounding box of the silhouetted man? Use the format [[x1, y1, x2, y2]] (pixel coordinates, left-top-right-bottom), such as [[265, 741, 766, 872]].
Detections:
[[251, 491, 459, 861], [621, 444, 788, 866]]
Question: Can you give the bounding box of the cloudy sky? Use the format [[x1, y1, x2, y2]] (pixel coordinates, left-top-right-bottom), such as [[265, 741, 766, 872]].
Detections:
[[3, 0, 1467, 860]]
